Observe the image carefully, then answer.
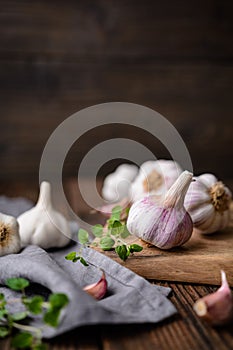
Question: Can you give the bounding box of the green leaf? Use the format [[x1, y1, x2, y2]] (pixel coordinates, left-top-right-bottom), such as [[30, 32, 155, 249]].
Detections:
[[0, 326, 10, 338], [115, 245, 130, 261], [43, 308, 60, 328], [6, 278, 29, 291], [129, 244, 143, 253], [111, 206, 122, 221], [79, 257, 89, 266], [65, 251, 77, 261], [11, 332, 33, 348], [100, 237, 115, 251], [24, 296, 44, 314], [0, 294, 7, 310], [110, 221, 124, 236], [33, 343, 47, 350], [120, 226, 130, 239], [92, 224, 103, 237], [0, 309, 8, 319], [11, 312, 28, 321], [78, 229, 89, 245], [49, 293, 69, 309]]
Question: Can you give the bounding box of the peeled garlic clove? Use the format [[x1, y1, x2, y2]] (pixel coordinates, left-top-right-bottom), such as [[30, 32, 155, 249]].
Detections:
[[0, 213, 21, 256], [193, 270, 233, 326], [102, 164, 138, 202], [18, 181, 71, 249], [83, 272, 107, 300], [127, 171, 193, 249], [185, 173, 232, 234], [130, 160, 183, 202]]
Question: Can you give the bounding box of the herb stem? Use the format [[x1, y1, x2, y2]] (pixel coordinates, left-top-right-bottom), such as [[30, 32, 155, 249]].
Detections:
[[12, 322, 42, 338]]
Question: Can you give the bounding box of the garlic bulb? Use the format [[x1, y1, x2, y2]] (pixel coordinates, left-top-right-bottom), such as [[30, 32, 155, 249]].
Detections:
[[127, 171, 193, 249], [184, 173, 232, 234], [193, 270, 233, 326], [83, 272, 107, 300], [18, 181, 71, 249], [0, 213, 21, 256], [102, 164, 138, 202], [130, 160, 183, 202]]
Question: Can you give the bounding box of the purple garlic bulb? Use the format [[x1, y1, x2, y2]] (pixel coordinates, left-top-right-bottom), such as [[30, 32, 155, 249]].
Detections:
[[127, 171, 193, 249]]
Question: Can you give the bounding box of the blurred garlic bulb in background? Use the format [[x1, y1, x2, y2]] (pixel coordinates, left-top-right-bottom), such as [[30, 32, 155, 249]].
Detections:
[[102, 164, 138, 202], [0, 213, 21, 256], [18, 181, 71, 249], [130, 160, 183, 202], [184, 173, 232, 234]]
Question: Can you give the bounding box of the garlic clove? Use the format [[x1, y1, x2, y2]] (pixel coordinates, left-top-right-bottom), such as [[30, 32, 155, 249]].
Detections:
[[102, 164, 138, 202], [18, 181, 71, 249], [127, 171, 193, 249], [193, 270, 233, 326], [0, 213, 21, 257], [198, 173, 218, 188], [83, 272, 107, 300]]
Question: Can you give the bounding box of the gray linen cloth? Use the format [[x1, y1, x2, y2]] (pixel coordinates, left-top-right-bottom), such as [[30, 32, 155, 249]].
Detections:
[[0, 197, 176, 338]]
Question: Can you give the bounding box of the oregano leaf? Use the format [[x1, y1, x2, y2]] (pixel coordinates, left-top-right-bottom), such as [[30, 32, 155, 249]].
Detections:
[[79, 257, 89, 266], [24, 296, 44, 314], [11, 312, 28, 321], [78, 229, 89, 244], [92, 224, 103, 237], [65, 252, 77, 262], [43, 308, 60, 328], [111, 221, 124, 236], [100, 237, 115, 251], [6, 278, 30, 291], [111, 206, 122, 221], [11, 332, 33, 348], [115, 245, 130, 261], [129, 244, 143, 253], [0, 326, 9, 338], [49, 293, 69, 309]]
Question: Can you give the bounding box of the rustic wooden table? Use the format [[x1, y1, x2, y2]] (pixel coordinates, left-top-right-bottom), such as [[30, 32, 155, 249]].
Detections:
[[0, 179, 233, 350]]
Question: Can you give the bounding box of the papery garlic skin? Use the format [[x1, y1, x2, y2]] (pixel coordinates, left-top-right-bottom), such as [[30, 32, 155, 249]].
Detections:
[[102, 164, 138, 202], [184, 173, 232, 234], [18, 181, 71, 249], [0, 213, 21, 256], [193, 270, 233, 326], [127, 171, 193, 249], [130, 160, 183, 202]]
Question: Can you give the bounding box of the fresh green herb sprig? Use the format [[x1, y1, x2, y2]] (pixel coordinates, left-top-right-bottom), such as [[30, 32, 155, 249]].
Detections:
[[66, 205, 143, 263], [0, 277, 69, 349]]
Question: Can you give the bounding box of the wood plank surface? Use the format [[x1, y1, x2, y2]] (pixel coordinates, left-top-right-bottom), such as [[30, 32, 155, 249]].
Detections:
[[94, 229, 233, 286], [0, 0, 233, 181], [0, 179, 233, 350]]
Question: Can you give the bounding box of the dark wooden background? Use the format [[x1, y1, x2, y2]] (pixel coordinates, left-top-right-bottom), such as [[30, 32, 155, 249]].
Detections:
[[1, 0, 233, 182]]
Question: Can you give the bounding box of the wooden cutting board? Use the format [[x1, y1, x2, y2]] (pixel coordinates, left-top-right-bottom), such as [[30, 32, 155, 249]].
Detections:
[[94, 204, 233, 287]]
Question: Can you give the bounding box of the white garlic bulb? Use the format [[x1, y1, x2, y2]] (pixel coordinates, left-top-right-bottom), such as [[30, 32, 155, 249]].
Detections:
[[0, 212, 21, 256], [130, 160, 183, 202], [18, 181, 71, 249], [102, 164, 138, 202], [184, 173, 232, 234], [127, 171, 193, 249]]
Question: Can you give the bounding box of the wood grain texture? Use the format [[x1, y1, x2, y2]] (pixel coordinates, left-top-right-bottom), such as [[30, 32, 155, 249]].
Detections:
[[94, 229, 233, 286], [0, 179, 233, 349], [0, 0, 233, 180]]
